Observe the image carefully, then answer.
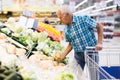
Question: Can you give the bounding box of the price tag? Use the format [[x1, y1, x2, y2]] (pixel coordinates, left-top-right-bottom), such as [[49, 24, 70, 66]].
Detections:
[[23, 9, 33, 17], [18, 15, 38, 29], [26, 18, 35, 28], [32, 19, 38, 30], [18, 16, 28, 27]]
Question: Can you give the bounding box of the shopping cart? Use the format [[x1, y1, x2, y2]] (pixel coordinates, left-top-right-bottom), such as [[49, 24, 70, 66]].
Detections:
[[85, 47, 120, 80]]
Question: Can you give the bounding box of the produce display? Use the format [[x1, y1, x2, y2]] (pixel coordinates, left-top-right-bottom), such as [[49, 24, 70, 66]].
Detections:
[[0, 38, 76, 80], [0, 18, 64, 57], [0, 61, 23, 80], [54, 72, 74, 80], [0, 19, 79, 80], [37, 22, 61, 41]]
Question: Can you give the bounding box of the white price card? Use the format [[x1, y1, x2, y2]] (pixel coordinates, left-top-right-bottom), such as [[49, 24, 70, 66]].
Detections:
[[23, 9, 33, 17], [18, 16, 28, 27], [26, 18, 35, 28]]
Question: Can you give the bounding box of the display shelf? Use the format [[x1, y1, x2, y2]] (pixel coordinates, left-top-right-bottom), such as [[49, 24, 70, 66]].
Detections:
[[96, 11, 116, 42], [0, 31, 38, 58], [7, 37, 26, 49], [0, 25, 38, 58], [0, 25, 26, 47]]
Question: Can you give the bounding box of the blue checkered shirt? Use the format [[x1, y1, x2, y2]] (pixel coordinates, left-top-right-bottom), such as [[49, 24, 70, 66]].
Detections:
[[64, 15, 97, 52]]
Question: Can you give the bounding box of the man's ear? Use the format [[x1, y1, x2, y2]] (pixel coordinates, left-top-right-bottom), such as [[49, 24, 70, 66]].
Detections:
[[66, 13, 69, 16]]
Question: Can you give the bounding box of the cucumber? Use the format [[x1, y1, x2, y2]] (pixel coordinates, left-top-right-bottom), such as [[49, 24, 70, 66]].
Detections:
[[0, 68, 6, 73], [3, 70, 14, 75], [4, 72, 18, 80], [0, 74, 6, 80]]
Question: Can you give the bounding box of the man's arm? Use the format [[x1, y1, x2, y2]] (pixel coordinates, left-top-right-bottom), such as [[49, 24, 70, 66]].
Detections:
[[95, 23, 103, 50], [62, 42, 72, 59], [53, 42, 72, 61]]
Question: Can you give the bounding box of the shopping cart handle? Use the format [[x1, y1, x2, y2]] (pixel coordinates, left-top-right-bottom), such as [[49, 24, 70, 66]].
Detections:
[[86, 47, 95, 50], [86, 46, 120, 50]]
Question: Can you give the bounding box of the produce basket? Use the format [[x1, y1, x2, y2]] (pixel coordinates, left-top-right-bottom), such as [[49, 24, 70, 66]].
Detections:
[[85, 47, 120, 80]]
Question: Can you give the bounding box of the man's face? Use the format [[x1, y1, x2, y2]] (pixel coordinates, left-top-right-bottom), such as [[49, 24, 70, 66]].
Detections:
[[57, 10, 70, 25]]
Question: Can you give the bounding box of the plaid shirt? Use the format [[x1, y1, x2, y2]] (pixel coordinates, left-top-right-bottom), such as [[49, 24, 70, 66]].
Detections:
[[64, 15, 97, 52]]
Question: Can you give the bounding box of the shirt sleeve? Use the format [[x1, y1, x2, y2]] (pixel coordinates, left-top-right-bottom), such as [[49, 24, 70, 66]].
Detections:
[[65, 33, 71, 42], [82, 15, 97, 28], [64, 28, 71, 42]]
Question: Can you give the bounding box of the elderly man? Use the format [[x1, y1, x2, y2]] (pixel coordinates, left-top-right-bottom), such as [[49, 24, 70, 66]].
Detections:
[[55, 5, 103, 80]]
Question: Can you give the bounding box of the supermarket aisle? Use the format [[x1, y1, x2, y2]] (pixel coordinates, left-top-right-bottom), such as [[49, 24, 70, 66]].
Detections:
[[103, 37, 120, 46]]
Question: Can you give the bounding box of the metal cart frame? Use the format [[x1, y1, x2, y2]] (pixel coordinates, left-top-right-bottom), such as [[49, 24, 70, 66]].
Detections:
[[85, 47, 120, 80]]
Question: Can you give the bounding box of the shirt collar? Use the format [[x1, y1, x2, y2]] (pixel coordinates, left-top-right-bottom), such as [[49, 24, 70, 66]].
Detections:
[[66, 15, 76, 28], [72, 15, 77, 23]]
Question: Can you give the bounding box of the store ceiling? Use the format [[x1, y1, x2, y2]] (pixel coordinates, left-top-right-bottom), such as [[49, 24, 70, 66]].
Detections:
[[2, 0, 63, 12], [2, 0, 83, 12], [2, 0, 63, 7]]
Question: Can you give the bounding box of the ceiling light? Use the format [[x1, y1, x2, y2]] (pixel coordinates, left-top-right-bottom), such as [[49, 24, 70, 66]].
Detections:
[[106, 0, 113, 3], [75, 0, 88, 9]]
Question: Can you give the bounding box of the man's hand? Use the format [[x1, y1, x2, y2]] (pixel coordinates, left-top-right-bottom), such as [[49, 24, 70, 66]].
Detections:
[[53, 51, 65, 62], [95, 43, 102, 50]]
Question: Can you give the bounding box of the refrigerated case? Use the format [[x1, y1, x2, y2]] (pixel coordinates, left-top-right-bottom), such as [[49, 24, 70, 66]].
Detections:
[[98, 12, 114, 42]]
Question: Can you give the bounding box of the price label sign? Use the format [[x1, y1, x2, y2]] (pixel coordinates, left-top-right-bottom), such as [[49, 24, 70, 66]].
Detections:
[[18, 16, 28, 27], [26, 18, 35, 28], [23, 9, 33, 17]]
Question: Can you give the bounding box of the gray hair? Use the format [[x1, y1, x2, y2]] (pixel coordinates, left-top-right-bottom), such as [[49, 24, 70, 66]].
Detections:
[[58, 5, 73, 15]]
